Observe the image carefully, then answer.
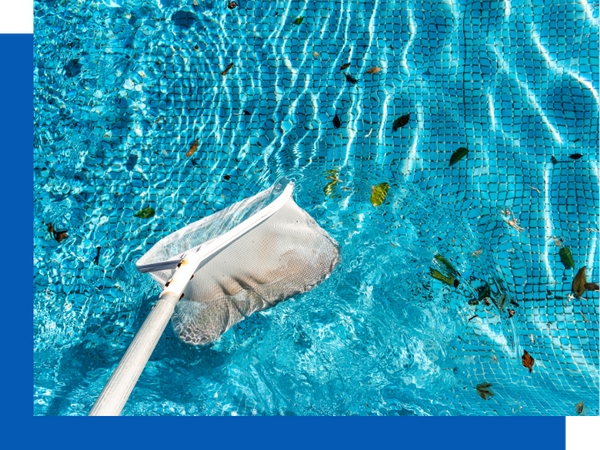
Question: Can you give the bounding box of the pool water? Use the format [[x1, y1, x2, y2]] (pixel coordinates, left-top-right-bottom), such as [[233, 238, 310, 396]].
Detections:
[[34, 0, 598, 415]]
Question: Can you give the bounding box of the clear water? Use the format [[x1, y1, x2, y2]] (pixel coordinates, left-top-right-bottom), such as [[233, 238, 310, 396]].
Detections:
[[34, 0, 599, 415]]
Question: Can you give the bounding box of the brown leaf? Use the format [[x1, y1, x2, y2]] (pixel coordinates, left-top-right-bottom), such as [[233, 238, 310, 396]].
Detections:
[[484, 298, 491, 306], [194, 44, 199, 51], [54, 231, 68, 243], [365, 66, 381, 74], [223, 175, 231, 180], [46, 223, 55, 239], [186, 139, 198, 157], [584, 282, 599, 291], [340, 63, 351, 70], [576, 401, 584, 415], [573, 266, 586, 298], [508, 309, 516, 318], [221, 63, 234, 76], [475, 382, 494, 400], [551, 156, 558, 164], [522, 350, 535, 373], [227, 1, 238, 10]]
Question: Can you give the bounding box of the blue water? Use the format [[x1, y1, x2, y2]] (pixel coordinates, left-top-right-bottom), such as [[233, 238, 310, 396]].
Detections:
[[34, 0, 599, 415]]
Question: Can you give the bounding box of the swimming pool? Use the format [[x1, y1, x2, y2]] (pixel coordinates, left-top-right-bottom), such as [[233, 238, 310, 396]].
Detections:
[[33, 0, 599, 416]]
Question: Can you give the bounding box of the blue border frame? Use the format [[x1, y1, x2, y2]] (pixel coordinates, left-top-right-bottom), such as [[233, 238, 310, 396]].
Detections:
[[4, 32, 568, 449]]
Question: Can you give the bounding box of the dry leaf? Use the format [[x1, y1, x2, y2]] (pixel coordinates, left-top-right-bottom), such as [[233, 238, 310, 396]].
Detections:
[[186, 139, 198, 157], [313, 52, 319, 57], [573, 266, 586, 298], [365, 66, 381, 74], [195, 44, 199, 51], [576, 401, 584, 415], [223, 175, 231, 180], [584, 282, 599, 291], [227, 1, 238, 9], [221, 63, 234, 76], [530, 334, 534, 343], [484, 298, 491, 306], [508, 309, 516, 318], [340, 63, 351, 70], [522, 350, 535, 373], [476, 382, 494, 400]]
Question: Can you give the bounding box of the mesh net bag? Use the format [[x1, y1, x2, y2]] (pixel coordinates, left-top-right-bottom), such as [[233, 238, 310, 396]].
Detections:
[[136, 177, 341, 345]]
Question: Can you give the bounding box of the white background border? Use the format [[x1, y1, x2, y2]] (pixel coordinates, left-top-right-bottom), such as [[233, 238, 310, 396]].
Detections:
[[0, 0, 33, 34]]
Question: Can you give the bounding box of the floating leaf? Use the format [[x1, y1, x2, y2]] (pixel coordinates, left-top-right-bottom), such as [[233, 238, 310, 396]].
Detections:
[[135, 207, 156, 219], [294, 17, 304, 25], [576, 401, 584, 415], [522, 350, 535, 373], [573, 266, 586, 297], [551, 156, 558, 164], [476, 382, 495, 400], [227, 1, 238, 9], [345, 73, 358, 84], [221, 63, 234, 76], [431, 269, 454, 286], [54, 231, 68, 243], [370, 182, 389, 207], [323, 180, 338, 197], [478, 283, 491, 301], [559, 247, 575, 268], [569, 153, 583, 160], [186, 139, 198, 157], [585, 282, 599, 291], [392, 114, 410, 131], [449, 147, 469, 166], [340, 63, 350, 70], [365, 66, 381, 74], [435, 254, 458, 277], [333, 113, 341, 129]]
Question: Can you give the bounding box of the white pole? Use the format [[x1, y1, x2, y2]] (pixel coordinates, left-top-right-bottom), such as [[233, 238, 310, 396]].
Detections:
[[89, 254, 200, 416]]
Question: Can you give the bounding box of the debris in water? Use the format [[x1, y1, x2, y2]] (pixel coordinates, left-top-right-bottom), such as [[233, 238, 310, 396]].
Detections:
[[522, 350, 535, 373], [365, 128, 373, 138], [227, 1, 238, 9], [135, 207, 156, 219], [573, 266, 586, 297], [93, 247, 101, 265], [431, 269, 454, 286], [527, 185, 540, 194], [365, 67, 381, 74], [569, 153, 583, 160], [575, 401, 584, 415], [505, 211, 525, 233], [580, 312, 589, 323], [449, 147, 469, 166], [584, 282, 599, 291], [340, 63, 351, 70], [243, 110, 251, 116], [294, 17, 304, 26], [551, 156, 558, 164], [186, 139, 198, 157], [224, 175, 231, 181], [392, 114, 410, 131], [221, 63, 234, 76], [370, 182, 389, 207], [313, 52, 319, 57], [344, 73, 358, 84], [507, 309, 516, 318], [476, 382, 494, 400], [559, 247, 575, 268], [333, 113, 341, 129]]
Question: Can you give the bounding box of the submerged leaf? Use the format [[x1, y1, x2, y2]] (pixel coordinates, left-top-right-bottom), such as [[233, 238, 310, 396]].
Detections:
[[186, 139, 198, 157], [370, 182, 389, 207], [54, 230, 68, 243], [333, 113, 341, 129], [345, 73, 358, 84], [135, 207, 155, 219], [227, 1, 238, 9], [323, 180, 338, 197], [223, 175, 231, 180], [449, 147, 469, 166], [551, 156, 558, 164], [221, 63, 234, 76], [569, 153, 583, 160], [392, 114, 410, 131], [573, 266, 586, 297], [476, 382, 495, 400], [576, 401, 584, 415], [497, 292, 509, 312], [294, 17, 304, 25], [431, 269, 454, 286], [242, 110, 251, 116], [584, 282, 599, 291], [478, 283, 491, 301], [365, 66, 381, 74], [522, 350, 535, 373], [559, 247, 575, 268], [453, 279, 460, 288], [340, 63, 351, 70], [435, 254, 458, 276]]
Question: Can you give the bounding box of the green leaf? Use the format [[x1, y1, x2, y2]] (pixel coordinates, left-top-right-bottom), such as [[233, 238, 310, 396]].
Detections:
[[476, 382, 494, 400], [431, 269, 454, 286], [559, 247, 575, 268], [573, 266, 586, 297], [392, 114, 410, 131], [449, 147, 469, 166], [294, 17, 304, 25], [135, 207, 155, 219], [370, 182, 389, 207], [478, 283, 491, 301], [435, 254, 458, 276], [324, 180, 338, 197]]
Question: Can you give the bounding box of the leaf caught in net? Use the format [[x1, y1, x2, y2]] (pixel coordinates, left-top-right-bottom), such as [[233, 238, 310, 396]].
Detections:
[[392, 114, 410, 131], [135, 207, 156, 219], [522, 350, 535, 373], [559, 247, 575, 268], [476, 382, 495, 400], [370, 182, 389, 207], [573, 266, 586, 297], [449, 147, 469, 166]]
